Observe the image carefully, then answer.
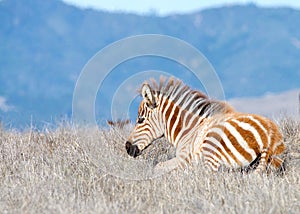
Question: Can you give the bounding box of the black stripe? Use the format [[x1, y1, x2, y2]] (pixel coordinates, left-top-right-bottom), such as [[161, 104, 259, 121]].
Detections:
[[198, 102, 210, 116]]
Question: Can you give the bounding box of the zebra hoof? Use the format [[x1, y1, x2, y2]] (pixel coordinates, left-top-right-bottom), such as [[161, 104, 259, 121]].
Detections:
[[125, 141, 141, 158]]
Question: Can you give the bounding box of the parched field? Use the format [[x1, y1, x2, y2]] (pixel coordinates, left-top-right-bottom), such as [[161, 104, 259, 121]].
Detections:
[[0, 118, 299, 213]]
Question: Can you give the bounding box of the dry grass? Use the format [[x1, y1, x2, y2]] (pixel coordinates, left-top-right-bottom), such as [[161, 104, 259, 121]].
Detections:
[[0, 118, 299, 213]]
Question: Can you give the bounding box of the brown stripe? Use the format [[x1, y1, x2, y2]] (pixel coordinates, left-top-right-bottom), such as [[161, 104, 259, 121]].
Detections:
[[177, 113, 198, 143], [160, 98, 169, 116], [164, 100, 173, 122], [173, 110, 184, 142], [206, 130, 242, 166], [165, 101, 175, 139], [224, 122, 254, 162], [169, 104, 180, 142], [158, 95, 164, 111], [178, 151, 192, 165], [206, 158, 219, 171], [202, 151, 219, 170], [202, 145, 222, 164], [238, 115, 268, 149], [203, 140, 230, 166], [135, 127, 152, 138], [268, 120, 284, 156], [179, 152, 188, 163], [184, 111, 193, 127]]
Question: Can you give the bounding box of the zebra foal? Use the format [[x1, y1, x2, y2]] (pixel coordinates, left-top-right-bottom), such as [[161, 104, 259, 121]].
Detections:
[[125, 77, 285, 173]]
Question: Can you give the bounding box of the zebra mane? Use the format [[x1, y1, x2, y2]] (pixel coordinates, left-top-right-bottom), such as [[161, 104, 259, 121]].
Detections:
[[140, 76, 234, 117]]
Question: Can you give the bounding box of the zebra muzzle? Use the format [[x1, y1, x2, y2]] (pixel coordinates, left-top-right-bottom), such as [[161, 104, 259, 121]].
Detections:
[[125, 141, 141, 158]]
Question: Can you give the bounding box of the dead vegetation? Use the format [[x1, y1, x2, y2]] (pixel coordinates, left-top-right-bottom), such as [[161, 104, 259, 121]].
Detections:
[[0, 118, 299, 213]]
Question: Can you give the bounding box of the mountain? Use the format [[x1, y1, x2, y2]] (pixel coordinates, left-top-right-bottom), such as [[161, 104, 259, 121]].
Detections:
[[0, 0, 300, 128]]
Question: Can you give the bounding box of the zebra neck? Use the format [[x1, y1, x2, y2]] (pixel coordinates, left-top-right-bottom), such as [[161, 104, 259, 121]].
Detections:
[[159, 92, 218, 147], [162, 103, 204, 148]]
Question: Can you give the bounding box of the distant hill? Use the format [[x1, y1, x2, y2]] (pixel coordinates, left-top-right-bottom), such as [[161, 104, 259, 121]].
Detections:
[[0, 0, 300, 127]]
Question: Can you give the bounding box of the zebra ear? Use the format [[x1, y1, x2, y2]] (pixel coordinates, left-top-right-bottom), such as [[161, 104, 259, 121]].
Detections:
[[141, 84, 157, 108]]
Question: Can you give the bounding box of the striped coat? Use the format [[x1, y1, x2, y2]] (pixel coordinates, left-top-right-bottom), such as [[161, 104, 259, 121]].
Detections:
[[125, 77, 285, 173]]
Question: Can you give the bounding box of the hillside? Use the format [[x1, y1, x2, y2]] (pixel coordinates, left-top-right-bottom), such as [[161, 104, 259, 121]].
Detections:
[[0, 0, 300, 127]]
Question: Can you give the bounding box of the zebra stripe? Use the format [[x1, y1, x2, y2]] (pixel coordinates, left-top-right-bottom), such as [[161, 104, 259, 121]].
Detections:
[[125, 77, 285, 173], [226, 122, 257, 160]]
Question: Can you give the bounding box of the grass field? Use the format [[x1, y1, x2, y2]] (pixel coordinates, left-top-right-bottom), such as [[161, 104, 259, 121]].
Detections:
[[0, 118, 299, 213]]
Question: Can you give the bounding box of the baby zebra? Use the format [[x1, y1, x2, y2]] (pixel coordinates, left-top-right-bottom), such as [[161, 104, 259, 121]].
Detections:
[[125, 77, 285, 173]]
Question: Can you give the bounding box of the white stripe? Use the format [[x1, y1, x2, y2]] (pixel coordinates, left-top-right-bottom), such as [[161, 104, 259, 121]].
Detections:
[[171, 107, 184, 144], [175, 89, 190, 106], [201, 142, 227, 165], [204, 135, 236, 167], [149, 114, 160, 135], [203, 154, 219, 170], [181, 93, 198, 110], [245, 115, 271, 145], [166, 102, 177, 143], [246, 115, 268, 135], [247, 115, 272, 147], [176, 128, 195, 151], [175, 111, 200, 148], [210, 127, 249, 167], [162, 98, 173, 143], [225, 122, 257, 160], [231, 118, 264, 151], [170, 84, 183, 100], [170, 89, 189, 143]]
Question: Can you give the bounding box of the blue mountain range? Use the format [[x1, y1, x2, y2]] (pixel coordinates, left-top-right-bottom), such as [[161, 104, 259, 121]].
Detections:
[[0, 0, 299, 128]]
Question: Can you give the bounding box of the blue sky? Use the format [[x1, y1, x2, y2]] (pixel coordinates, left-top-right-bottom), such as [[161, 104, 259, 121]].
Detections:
[[62, 0, 300, 15]]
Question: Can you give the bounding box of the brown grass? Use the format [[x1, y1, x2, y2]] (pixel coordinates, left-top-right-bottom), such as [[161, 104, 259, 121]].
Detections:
[[0, 118, 299, 213]]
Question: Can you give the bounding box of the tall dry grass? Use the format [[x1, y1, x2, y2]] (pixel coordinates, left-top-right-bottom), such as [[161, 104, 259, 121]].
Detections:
[[0, 118, 299, 213]]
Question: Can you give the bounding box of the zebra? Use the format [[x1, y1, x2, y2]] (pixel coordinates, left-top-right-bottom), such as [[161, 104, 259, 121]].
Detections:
[[125, 77, 285, 173]]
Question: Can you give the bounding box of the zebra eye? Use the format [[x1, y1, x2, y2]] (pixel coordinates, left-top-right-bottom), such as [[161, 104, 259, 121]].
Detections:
[[137, 116, 145, 124]]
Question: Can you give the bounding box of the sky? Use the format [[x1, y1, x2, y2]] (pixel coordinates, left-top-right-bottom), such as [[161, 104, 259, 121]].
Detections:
[[62, 0, 300, 15]]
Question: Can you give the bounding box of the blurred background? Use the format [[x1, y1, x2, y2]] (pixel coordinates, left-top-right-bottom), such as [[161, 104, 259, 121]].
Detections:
[[0, 0, 299, 129]]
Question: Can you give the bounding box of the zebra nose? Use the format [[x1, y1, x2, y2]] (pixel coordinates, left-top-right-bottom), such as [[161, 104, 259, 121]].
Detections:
[[125, 141, 141, 158]]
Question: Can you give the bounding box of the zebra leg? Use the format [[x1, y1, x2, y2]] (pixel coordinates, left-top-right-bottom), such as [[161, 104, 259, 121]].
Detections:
[[255, 149, 269, 172], [153, 147, 193, 175], [153, 157, 181, 175]]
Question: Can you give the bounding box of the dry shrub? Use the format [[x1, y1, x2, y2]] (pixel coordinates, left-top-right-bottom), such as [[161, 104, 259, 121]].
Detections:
[[278, 117, 300, 169], [0, 119, 299, 213]]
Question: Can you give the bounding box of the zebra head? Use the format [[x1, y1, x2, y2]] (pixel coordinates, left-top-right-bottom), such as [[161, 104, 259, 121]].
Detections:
[[126, 83, 164, 158]]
